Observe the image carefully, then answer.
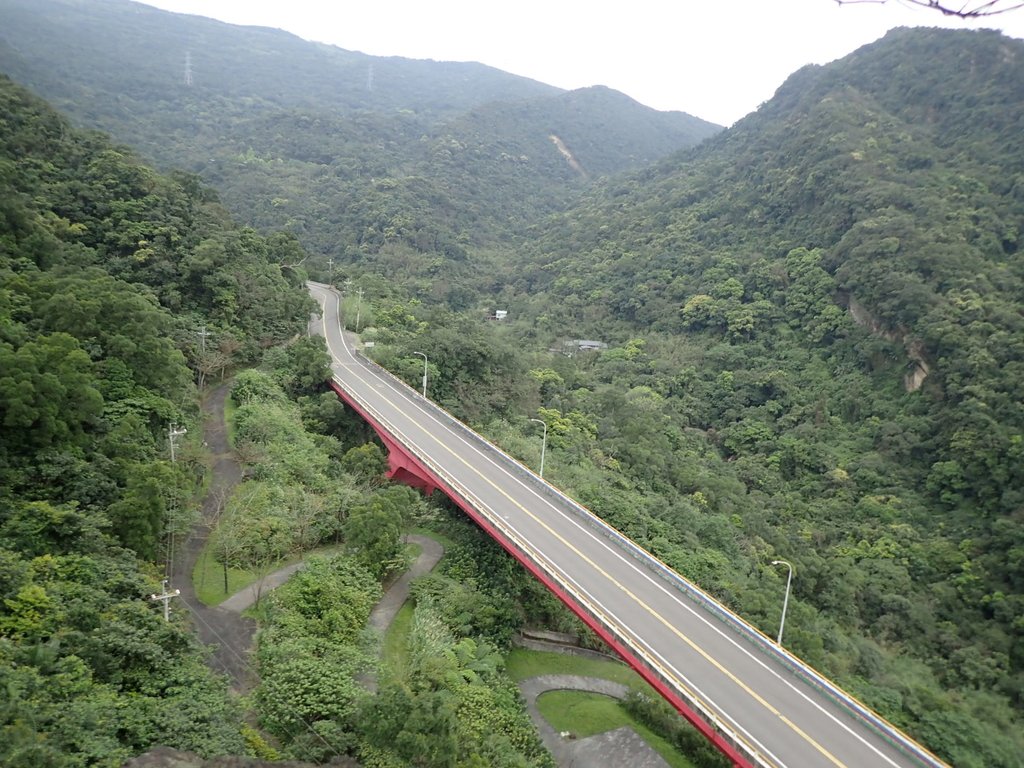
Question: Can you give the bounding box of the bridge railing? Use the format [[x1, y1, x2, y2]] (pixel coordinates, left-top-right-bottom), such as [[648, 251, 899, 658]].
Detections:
[[336, 334, 944, 768], [327, 351, 769, 766]]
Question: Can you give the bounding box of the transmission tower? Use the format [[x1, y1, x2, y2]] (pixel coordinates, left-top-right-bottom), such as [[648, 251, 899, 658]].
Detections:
[[184, 51, 193, 87]]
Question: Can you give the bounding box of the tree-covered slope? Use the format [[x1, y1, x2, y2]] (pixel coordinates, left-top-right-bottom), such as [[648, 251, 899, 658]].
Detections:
[[0, 74, 314, 766], [0, 0, 561, 158]]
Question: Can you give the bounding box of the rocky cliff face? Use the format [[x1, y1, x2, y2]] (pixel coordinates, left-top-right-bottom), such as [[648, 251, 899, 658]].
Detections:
[[846, 295, 930, 392]]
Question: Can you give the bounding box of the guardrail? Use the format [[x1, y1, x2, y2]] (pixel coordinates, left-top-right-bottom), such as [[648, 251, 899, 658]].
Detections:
[[320, 340, 766, 765], [347, 345, 946, 768]]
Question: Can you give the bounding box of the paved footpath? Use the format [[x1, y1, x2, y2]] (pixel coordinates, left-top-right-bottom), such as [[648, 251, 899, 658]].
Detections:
[[171, 379, 449, 692], [518, 676, 670, 768], [217, 534, 443, 618], [366, 534, 445, 634]]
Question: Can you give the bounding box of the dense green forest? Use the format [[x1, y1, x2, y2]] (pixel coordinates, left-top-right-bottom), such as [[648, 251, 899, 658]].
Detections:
[[3, 2, 1024, 766], [215, 366, 564, 767], [0, 75, 313, 765]]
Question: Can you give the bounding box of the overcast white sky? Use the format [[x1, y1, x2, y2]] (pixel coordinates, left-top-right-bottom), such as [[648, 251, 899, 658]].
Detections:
[[140, 0, 1024, 126]]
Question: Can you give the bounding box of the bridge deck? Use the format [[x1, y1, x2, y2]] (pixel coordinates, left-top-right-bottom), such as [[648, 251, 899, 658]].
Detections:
[[308, 282, 945, 768]]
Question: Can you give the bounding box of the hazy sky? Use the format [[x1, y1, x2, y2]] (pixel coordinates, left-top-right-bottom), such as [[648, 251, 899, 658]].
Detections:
[[140, 0, 1024, 126]]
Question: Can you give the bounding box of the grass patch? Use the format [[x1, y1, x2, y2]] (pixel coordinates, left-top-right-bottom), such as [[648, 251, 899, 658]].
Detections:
[[537, 690, 698, 768], [191, 538, 345, 606], [192, 537, 254, 606], [410, 525, 454, 551], [505, 648, 639, 688], [382, 601, 415, 678]]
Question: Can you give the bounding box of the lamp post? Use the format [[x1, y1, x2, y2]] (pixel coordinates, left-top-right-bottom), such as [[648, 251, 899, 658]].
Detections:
[[529, 418, 548, 479], [412, 351, 428, 398], [771, 559, 794, 646]]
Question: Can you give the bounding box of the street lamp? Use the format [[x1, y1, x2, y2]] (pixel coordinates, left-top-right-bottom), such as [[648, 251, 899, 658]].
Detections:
[[412, 351, 428, 398], [771, 559, 794, 646], [529, 418, 548, 479]]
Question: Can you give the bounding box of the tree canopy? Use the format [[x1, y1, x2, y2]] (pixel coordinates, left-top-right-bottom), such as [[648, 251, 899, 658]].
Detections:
[[0, 73, 315, 765]]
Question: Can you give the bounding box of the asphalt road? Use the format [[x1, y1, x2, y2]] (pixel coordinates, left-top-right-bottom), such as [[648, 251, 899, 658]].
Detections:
[[308, 282, 945, 768]]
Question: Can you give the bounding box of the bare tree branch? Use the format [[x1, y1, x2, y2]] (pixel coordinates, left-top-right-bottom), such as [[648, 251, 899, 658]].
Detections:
[[834, 0, 1024, 17]]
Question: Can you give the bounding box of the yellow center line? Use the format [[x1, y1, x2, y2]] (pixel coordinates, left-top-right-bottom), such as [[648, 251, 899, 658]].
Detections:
[[315, 287, 847, 768], [781, 717, 847, 768]]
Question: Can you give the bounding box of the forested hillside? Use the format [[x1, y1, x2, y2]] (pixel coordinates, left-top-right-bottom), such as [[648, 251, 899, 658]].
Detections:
[[0, 0, 720, 278], [328, 26, 1024, 767], [0, 0, 561, 148], [0, 75, 313, 765]]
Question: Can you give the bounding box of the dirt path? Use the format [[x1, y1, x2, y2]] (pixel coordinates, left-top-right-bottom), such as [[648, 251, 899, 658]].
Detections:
[[171, 382, 256, 690], [174, 387, 446, 691]]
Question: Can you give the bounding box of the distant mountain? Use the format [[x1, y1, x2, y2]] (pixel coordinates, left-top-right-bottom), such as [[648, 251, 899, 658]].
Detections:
[[448, 85, 721, 179], [0, 0, 560, 137], [0, 0, 721, 269], [0, 0, 561, 174]]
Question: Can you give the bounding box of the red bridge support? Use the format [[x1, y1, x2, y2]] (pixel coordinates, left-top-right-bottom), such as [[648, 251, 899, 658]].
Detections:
[[329, 382, 438, 495]]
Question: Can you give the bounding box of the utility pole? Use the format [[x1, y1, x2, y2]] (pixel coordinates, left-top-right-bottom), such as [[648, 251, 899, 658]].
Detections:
[[327, 257, 334, 285], [150, 579, 181, 622], [355, 286, 364, 333], [196, 325, 211, 353], [168, 424, 187, 462]]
